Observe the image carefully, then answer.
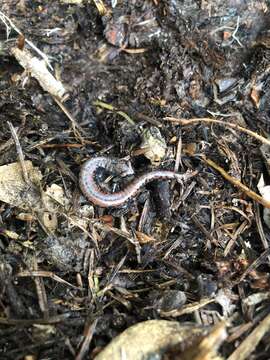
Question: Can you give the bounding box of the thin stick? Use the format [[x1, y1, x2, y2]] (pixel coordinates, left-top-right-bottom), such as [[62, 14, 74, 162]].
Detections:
[[8, 121, 29, 184], [75, 319, 98, 360], [53, 96, 86, 142], [164, 117, 270, 146], [174, 133, 183, 172], [11, 47, 67, 100], [0, 11, 53, 70], [203, 156, 270, 208], [227, 312, 270, 360], [17, 270, 82, 290], [32, 257, 49, 319]]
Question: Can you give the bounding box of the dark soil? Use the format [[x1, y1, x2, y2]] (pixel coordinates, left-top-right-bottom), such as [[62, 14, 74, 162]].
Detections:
[[1, 0, 270, 359]]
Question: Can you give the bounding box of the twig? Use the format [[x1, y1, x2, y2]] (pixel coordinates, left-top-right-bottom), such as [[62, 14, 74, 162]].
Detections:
[[0, 11, 53, 70], [224, 220, 249, 256], [211, 16, 243, 47], [8, 121, 29, 184], [11, 47, 67, 100], [122, 47, 147, 54], [174, 132, 183, 172], [32, 257, 49, 319], [164, 117, 270, 146], [226, 16, 243, 48], [0, 314, 70, 325], [0, 13, 86, 142], [160, 298, 215, 317], [254, 202, 270, 263], [0, 12, 86, 143], [191, 214, 219, 246], [207, 110, 239, 118], [53, 96, 86, 142], [75, 319, 98, 360], [203, 156, 270, 209]]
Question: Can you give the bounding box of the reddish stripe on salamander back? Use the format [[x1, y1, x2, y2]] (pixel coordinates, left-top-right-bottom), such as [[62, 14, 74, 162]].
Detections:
[[79, 157, 188, 208]]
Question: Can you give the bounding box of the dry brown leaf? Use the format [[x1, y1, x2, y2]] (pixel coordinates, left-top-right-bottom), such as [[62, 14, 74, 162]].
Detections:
[[0, 161, 42, 208]]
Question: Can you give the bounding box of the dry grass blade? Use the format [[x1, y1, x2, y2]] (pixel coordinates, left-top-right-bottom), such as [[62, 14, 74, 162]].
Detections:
[[16, 270, 82, 290], [8, 121, 30, 184], [0, 314, 70, 325], [160, 298, 215, 317]]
